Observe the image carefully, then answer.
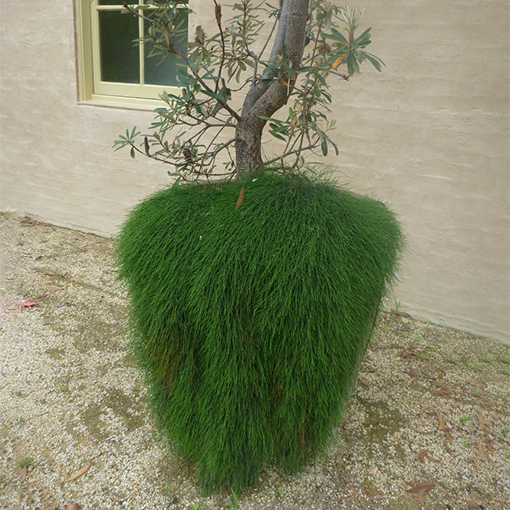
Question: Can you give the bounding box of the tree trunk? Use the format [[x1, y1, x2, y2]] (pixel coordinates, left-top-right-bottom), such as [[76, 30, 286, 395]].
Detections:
[[235, 116, 265, 174], [235, 0, 310, 175]]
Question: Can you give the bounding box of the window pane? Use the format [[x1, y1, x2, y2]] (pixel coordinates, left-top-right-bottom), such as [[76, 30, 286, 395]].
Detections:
[[144, 13, 188, 87], [99, 11, 140, 83]]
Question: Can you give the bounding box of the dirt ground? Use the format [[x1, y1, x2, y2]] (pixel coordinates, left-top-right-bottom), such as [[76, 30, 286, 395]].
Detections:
[[1, 212, 509, 510]]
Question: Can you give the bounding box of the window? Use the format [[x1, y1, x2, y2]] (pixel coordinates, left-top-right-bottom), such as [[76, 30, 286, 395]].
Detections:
[[76, 0, 188, 106]]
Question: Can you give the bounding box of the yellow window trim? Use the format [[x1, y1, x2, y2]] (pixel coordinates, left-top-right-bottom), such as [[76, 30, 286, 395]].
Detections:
[[75, 0, 184, 108]]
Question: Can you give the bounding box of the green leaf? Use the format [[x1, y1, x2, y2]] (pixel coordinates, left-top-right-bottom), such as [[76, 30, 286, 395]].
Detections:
[[272, 124, 289, 134], [324, 27, 348, 44], [130, 147, 136, 158], [202, 89, 225, 102], [113, 140, 127, 151], [270, 131, 287, 141], [321, 139, 328, 156], [211, 101, 223, 116], [361, 52, 385, 72], [354, 27, 372, 47], [347, 54, 360, 75]]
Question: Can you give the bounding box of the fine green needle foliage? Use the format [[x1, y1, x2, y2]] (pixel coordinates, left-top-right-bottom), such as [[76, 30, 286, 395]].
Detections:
[[117, 170, 404, 494]]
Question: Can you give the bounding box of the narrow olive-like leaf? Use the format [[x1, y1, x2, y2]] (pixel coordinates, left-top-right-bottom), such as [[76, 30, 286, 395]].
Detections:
[[354, 27, 372, 46], [130, 147, 136, 159], [273, 124, 289, 134], [347, 54, 360, 75], [324, 27, 348, 44], [321, 140, 328, 156], [269, 131, 287, 141], [362, 52, 385, 71], [201, 89, 225, 102]]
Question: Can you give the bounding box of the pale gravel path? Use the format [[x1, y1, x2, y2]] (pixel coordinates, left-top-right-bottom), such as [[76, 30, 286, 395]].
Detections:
[[1, 212, 509, 510]]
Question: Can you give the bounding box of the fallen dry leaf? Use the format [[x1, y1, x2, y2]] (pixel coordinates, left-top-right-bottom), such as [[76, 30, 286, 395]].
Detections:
[[478, 412, 488, 431], [18, 466, 27, 482], [407, 482, 435, 507], [65, 504, 81, 510], [64, 462, 91, 483], [476, 443, 487, 459], [437, 412, 447, 431], [20, 219, 37, 226], [359, 378, 374, 387], [236, 186, 245, 209], [394, 311, 412, 318], [361, 366, 377, 373], [436, 413, 454, 441], [486, 440, 496, 454], [432, 388, 451, 395], [368, 466, 378, 475], [418, 450, 441, 465], [19, 301, 36, 307]]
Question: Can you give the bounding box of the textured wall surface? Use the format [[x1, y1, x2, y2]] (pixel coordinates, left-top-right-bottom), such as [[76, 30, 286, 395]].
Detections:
[[0, 0, 509, 342]]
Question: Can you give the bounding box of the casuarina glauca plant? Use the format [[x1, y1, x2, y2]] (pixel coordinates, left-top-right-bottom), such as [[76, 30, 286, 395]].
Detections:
[[115, 0, 404, 496]]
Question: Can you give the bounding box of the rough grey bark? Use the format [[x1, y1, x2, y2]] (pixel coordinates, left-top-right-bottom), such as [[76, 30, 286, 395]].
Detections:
[[236, 0, 310, 173]]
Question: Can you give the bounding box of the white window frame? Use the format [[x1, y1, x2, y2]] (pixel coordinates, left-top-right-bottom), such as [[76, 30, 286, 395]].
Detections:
[[75, 0, 187, 108]]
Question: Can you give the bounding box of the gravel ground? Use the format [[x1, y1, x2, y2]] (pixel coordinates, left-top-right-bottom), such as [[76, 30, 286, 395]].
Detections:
[[1, 212, 509, 510]]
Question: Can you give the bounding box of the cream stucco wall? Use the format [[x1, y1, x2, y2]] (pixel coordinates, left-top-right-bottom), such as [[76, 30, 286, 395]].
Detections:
[[0, 1, 508, 342]]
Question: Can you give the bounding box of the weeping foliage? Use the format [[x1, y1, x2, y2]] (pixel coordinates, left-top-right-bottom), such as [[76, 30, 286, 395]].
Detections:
[[117, 170, 404, 494]]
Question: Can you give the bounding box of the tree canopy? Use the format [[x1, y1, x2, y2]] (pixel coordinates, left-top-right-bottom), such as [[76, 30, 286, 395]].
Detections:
[[114, 0, 383, 180]]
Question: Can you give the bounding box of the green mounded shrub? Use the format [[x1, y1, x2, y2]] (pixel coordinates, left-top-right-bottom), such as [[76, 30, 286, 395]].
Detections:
[[117, 170, 404, 494]]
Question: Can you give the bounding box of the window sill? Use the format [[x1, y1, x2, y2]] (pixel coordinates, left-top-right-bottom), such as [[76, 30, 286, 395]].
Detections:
[[78, 95, 168, 112]]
